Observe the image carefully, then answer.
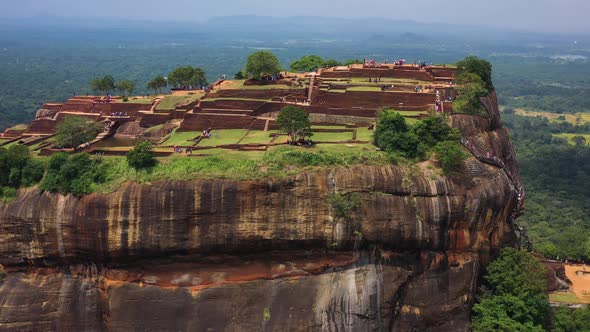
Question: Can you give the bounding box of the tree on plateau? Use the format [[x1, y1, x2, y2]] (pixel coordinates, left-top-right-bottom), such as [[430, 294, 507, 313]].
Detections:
[[244, 51, 282, 79]]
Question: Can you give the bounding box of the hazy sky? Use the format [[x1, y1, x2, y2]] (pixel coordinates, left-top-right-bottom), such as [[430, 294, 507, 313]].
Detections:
[[3, 0, 589, 33]]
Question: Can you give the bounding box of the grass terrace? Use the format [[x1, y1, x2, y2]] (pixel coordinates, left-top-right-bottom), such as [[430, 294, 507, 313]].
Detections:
[[197, 129, 249, 147], [162, 129, 201, 146], [6, 124, 28, 131], [346, 86, 383, 92], [239, 130, 278, 144], [156, 92, 203, 110], [349, 77, 430, 85], [355, 128, 374, 141], [202, 97, 272, 102], [311, 130, 354, 142], [93, 142, 388, 193], [219, 80, 293, 90], [115, 96, 155, 104], [549, 291, 588, 304]]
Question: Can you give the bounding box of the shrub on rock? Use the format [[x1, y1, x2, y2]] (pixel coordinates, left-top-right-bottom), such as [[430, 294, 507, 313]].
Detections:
[[127, 141, 158, 170]]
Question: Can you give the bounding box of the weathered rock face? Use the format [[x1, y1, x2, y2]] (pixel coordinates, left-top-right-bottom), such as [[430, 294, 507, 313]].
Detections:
[[0, 93, 520, 331]]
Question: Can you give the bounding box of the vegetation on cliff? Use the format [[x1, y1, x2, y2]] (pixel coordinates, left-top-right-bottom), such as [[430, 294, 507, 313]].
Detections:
[[54, 116, 102, 148], [374, 110, 465, 170], [127, 142, 158, 170], [0, 145, 44, 199], [40, 153, 108, 197], [473, 248, 590, 331], [472, 248, 549, 331], [453, 56, 494, 116], [456, 56, 494, 92], [551, 306, 590, 332]]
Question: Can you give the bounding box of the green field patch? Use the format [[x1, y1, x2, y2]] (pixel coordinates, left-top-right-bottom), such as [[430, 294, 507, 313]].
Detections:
[[512, 109, 590, 125], [347, 86, 383, 92], [395, 111, 428, 117], [576, 112, 590, 123], [553, 133, 590, 146], [203, 97, 272, 102], [239, 130, 277, 144], [28, 137, 56, 151], [156, 93, 203, 110], [349, 77, 429, 85], [355, 128, 374, 141], [197, 129, 248, 147], [220, 80, 292, 90], [144, 124, 165, 133], [550, 292, 584, 304], [162, 130, 201, 146], [116, 97, 154, 104], [320, 88, 346, 93], [311, 131, 354, 141], [7, 124, 28, 131], [311, 125, 348, 129]]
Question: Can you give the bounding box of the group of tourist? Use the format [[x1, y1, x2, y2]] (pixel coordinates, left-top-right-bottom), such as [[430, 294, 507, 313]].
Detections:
[[172, 145, 193, 155], [109, 112, 129, 117], [286, 138, 313, 147], [93, 96, 112, 104]]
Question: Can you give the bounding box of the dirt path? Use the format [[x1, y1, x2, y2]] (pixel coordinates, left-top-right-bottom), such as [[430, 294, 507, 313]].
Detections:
[[565, 264, 590, 303]]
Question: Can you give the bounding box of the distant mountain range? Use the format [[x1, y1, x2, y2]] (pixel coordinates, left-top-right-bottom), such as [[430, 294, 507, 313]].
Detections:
[[1, 15, 588, 43]]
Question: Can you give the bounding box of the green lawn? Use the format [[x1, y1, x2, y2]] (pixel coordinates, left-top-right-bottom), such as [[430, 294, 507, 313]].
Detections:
[[311, 131, 354, 142], [395, 111, 428, 117], [28, 137, 56, 151], [156, 93, 203, 110], [347, 86, 383, 92], [550, 292, 583, 304], [553, 133, 590, 146], [220, 80, 292, 90], [197, 129, 248, 147], [116, 97, 154, 104], [161, 130, 201, 146], [312, 125, 347, 129], [7, 124, 28, 131], [355, 128, 374, 141], [239, 130, 277, 144], [307, 142, 378, 154], [320, 88, 346, 93], [349, 77, 429, 85], [144, 124, 165, 133], [202, 97, 271, 102]]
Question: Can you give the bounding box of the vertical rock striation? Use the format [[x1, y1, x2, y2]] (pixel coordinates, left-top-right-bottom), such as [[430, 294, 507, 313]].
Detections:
[[0, 92, 519, 331]]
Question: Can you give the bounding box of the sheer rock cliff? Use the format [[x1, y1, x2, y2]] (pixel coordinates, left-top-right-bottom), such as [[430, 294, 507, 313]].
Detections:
[[0, 92, 520, 331]]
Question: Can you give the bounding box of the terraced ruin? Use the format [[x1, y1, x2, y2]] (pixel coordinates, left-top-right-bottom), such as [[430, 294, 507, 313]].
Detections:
[[0, 63, 456, 156]]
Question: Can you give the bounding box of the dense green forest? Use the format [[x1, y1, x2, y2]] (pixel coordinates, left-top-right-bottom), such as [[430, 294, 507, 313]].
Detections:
[[503, 113, 590, 260]]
